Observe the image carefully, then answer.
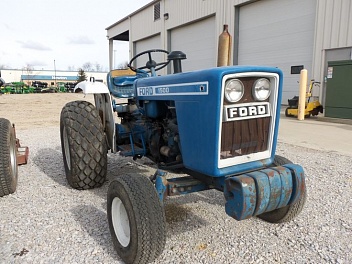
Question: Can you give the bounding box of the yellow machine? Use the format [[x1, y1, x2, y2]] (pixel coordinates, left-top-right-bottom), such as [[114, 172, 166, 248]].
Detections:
[[285, 79, 323, 117]]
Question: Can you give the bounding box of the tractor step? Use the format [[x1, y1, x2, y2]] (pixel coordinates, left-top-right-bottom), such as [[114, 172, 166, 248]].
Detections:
[[119, 144, 145, 157], [153, 170, 211, 200]]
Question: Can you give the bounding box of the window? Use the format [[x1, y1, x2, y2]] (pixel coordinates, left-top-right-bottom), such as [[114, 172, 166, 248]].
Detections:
[[291, 65, 304, 74], [154, 2, 160, 21]]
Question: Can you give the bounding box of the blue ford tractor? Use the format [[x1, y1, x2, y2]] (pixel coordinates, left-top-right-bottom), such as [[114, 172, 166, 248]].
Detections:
[[60, 49, 306, 264]]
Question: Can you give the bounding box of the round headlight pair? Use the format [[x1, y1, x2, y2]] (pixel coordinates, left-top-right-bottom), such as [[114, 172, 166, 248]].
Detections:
[[224, 78, 271, 103]]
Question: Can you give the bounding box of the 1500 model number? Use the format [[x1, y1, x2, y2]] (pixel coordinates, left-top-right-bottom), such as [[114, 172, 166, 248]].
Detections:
[[157, 87, 169, 93]]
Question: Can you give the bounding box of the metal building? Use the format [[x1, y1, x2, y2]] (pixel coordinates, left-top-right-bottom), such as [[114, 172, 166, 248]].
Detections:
[[0, 69, 108, 85], [106, 0, 352, 117]]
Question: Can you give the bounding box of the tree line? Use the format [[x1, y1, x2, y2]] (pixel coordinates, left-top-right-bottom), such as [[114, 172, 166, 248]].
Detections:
[[1, 60, 129, 72]]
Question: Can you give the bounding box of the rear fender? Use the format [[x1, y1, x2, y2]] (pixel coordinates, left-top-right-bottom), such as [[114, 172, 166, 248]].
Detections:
[[74, 78, 116, 153], [74, 80, 110, 94], [74, 80, 116, 153], [94, 93, 116, 153]]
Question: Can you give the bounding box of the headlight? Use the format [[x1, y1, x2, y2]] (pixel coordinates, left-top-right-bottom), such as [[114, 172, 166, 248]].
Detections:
[[253, 78, 271, 101], [224, 79, 244, 103]]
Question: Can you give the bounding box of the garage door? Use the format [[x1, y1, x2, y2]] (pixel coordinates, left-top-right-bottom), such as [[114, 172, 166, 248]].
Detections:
[[238, 0, 316, 104], [134, 34, 162, 69], [170, 16, 216, 72]]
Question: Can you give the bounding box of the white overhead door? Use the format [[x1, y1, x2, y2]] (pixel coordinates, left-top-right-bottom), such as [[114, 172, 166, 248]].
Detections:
[[170, 16, 216, 72], [134, 34, 162, 70], [238, 0, 316, 104]]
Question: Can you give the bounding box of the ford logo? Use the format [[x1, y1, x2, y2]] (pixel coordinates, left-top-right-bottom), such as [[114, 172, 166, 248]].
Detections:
[[223, 102, 271, 121]]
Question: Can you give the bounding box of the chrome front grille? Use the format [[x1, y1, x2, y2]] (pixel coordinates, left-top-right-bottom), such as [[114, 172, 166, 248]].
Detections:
[[219, 73, 279, 165]]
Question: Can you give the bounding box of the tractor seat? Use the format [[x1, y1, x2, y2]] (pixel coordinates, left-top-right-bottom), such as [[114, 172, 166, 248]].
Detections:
[[107, 72, 148, 98]]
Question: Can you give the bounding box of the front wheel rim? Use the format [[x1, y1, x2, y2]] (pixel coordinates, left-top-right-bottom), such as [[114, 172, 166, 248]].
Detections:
[[111, 197, 131, 247]]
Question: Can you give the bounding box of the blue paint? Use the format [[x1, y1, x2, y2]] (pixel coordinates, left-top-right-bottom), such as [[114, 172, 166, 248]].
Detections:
[[154, 170, 168, 202], [107, 72, 147, 98], [224, 175, 256, 220], [272, 167, 293, 208], [137, 82, 208, 96], [246, 171, 271, 215], [263, 169, 282, 212], [224, 164, 304, 220], [283, 164, 305, 204], [135, 66, 283, 177]]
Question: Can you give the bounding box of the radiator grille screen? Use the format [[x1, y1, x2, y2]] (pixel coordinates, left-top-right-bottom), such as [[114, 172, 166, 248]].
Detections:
[[220, 117, 271, 159]]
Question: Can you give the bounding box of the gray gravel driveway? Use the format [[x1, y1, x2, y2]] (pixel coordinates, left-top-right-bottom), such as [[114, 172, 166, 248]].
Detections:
[[1, 124, 351, 264]]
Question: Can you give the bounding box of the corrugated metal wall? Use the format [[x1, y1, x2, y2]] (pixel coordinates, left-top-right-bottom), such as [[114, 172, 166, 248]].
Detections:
[[130, 5, 162, 41], [312, 0, 352, 100], [164, 0, 219, 29], [127, 0, 221, 43], [107, 0, 352, 104]]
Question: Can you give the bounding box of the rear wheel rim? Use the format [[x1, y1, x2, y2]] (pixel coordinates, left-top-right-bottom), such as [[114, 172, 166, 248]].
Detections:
[[111, 197, 131, 247], [9, 132, 17, 178], [62, 126, 71, 169]]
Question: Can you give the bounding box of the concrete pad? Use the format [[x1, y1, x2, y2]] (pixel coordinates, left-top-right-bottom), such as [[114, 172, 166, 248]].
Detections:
[[278, 111, 352, 157]]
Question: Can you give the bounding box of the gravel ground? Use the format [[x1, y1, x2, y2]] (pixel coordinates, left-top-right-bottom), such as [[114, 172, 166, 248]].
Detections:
[[0, 126, 351, 264], [0, 93, 351, 263]]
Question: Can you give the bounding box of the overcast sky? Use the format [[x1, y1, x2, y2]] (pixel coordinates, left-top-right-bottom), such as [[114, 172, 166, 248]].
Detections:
[[0, 0, 152, 71]]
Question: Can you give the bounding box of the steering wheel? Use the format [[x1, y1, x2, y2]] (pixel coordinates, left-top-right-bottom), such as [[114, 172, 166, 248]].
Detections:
[[128, 49, 170, 75]]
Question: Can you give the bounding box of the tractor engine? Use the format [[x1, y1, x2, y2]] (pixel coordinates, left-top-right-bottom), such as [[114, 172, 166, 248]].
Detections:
[[115, 100, 182, 169]]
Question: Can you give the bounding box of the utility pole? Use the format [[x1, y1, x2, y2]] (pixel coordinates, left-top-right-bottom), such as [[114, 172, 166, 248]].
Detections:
[[114, 50, 117, 69], [54, 59, 57, 86]]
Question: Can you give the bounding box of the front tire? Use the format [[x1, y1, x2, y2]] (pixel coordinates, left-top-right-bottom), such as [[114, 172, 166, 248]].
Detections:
[[60, 101, 107, 190], [107, 174, 166, 264], [0, 118, 18, 197], [257, 155, 307, 223]]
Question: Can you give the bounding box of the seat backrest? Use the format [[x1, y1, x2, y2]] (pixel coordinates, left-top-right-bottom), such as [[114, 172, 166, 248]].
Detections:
[[107, 71, 148, 98]]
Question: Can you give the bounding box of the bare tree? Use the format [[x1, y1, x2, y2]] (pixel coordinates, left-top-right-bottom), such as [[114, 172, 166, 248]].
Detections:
[[117, 61, 129, 69], [23, 64, 34, 85], [67, 65, 76, 71], [0, 64, 9, 70], [94, 62, 102, 72], [82, 62, 92, 72]]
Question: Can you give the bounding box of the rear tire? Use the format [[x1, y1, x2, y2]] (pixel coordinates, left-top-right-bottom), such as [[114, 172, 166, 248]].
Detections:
[[257, 155, 307, 223], [107, 174, 166, 264], [60, 101, 107, 190], [0, 118, 18, 197]]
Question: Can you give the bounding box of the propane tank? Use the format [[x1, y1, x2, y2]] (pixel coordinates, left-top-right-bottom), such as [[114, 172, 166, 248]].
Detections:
[[217, 24, 232, 67]]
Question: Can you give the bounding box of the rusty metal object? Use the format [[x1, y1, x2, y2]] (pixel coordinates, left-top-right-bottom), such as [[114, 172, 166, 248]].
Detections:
[[154, 169, 210, 201], [12, 125, 29, 165], [224, 165, 305, 220], [217, 24, 232, 67]]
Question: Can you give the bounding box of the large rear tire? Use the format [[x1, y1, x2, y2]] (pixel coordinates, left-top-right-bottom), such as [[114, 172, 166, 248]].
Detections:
[[0, 118, 18, 197], [107, 174, 166, 264], [60, 101, 107, 190], [257, 155, 307, 223]]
